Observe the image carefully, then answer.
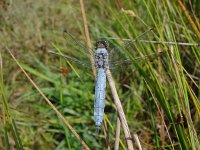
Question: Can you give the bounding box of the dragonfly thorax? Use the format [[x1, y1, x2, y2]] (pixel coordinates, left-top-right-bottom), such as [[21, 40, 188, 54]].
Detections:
[[95, 48, 109, 69]]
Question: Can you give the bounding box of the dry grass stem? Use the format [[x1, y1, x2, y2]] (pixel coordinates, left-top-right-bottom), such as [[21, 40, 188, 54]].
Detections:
[[6, 48, 90, 150], [188, 0, 200, 30], [79, 0, 96, 77], [177, 0, 200, 40], [114, 117, 121, 150], [133, 134, 142, 150], [103, 120, 111, 150], [106, 69, 134, 150]]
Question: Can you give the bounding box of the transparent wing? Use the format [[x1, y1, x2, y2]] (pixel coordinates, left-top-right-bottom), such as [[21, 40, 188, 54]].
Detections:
[[50, 30, 96, 69], [109, 51, 165, 69], [63, 29, 95, 54], [51, 28, 169, 72], [49, 51, 92, 69], [107, 28, 159, 69], [106, 27, 199, 69]]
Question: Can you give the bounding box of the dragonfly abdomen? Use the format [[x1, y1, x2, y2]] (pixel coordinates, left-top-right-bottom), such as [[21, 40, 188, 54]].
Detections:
[[94, 45, 109, 132], [94, 68, 107, 132]]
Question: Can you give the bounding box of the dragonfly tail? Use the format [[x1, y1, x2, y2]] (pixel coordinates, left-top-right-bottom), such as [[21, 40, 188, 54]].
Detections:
[[95, 126, 100, 134]]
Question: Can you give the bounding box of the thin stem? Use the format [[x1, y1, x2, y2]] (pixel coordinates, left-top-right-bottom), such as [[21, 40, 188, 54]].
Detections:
[[79, 0, 96, 77], [106, 38, 199, 46], [114, 116, 121, 150], [106, 69, 134, 150], [115, 0, 123, 11], [133, 134, 142, 150], [103, 119, 111, 150], [188, 0, 200, 30], [177, 0, 200, 40], [6, 48, 90, 150]]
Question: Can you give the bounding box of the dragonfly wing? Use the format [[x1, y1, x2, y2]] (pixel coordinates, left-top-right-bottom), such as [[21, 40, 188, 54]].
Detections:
[[109, 51, 165, 69], [63, 30, 95, 56], [49, 50, 93, 69], [50, 29, 97, 69], [105, 28, 157, 67]]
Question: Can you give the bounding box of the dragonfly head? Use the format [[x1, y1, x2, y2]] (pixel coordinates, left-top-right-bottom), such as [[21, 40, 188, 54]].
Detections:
[[96, 38, 109, 49]]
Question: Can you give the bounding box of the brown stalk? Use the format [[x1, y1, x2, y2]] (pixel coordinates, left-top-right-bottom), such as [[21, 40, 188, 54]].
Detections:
[[115, 0, 123, 11], [79, 0, 96, 77], [114, 116, 121, 150], [188, 0, 200, 30], [6, 48, 90, 150], [103, 119, 111, 150], [177, 0, 200, 40], [133, 134, 142, 150], [106, 69, 134, 150], [79, 1, 134, 149]]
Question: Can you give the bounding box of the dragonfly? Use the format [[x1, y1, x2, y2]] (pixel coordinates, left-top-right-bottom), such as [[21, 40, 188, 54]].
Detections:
[[50, 28, 198, 132]]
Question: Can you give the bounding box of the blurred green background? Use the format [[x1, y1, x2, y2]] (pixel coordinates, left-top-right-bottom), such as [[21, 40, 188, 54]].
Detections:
[[0, 0, 199, 149]]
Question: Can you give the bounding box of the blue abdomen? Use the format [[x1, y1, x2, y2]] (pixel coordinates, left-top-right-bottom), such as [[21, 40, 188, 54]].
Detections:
[[94, 68, 107, 130]]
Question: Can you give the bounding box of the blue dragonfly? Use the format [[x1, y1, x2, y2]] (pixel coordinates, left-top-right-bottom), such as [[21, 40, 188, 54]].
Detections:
[[50, 28, 166, 132]]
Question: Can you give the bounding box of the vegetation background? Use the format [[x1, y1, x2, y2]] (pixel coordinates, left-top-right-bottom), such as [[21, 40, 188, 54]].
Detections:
[[0, 0, 199, 149]]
